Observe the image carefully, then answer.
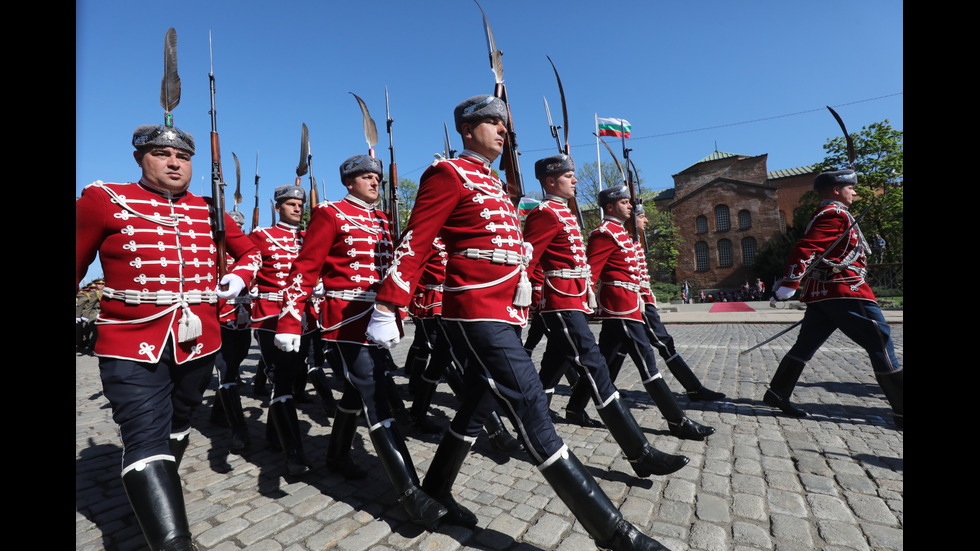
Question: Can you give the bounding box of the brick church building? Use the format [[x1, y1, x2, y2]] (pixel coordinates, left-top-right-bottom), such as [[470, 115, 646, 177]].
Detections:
[[651, 151, 815, 292]]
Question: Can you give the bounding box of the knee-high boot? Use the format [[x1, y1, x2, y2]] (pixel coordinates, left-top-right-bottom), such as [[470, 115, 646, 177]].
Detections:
[[664, 355, 725, 402], [597, 396, 689, 476], [325, 409, 367, 479], [268, 399, 312, 476], [369, 423, 447, 530], [422, 431, 479, 527], [565, 377, 603, 428], [169, 432, 190, 468], [643, 378, 715, 441], [485, 410, 524, 453], [539, 449, 668, 551], [763, 356, 808, 418], [408, 377, 443, 434], [874, 370, 903, 428], [121, 460, 197, 551], [307, 368, 338, 419], [218, 385, 250, 452]]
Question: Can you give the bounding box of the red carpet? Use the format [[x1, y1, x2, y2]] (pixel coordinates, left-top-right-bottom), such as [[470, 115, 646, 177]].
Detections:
[[709, 302, 755, 313]]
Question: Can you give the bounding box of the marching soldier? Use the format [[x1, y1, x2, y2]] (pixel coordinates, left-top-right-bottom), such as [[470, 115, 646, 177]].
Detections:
[[367, 94, 669, 549], [249, 184, 320, 475], [274, 154, 448, 528], [596, 204, 725, 403], [524, 153, 689, 477], [764, 169, 903, 427], [75, 123, 261, 551], [588, 185, 716, 441]]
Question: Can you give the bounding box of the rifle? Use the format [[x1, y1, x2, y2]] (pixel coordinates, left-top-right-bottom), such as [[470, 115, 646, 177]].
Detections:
[[475, 0, 524, 208], [543, 55, 586, 231], [295, 123, 317, 225], [251, 151, 261, 232], [443, 122, 457, 159], [208, 30, 228, 283], [385, 87, 401, 239]]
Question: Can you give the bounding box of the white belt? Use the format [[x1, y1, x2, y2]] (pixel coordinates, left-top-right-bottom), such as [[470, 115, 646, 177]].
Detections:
[[257, 292, 284, 301], [605, 280, 641, 293], [454, 248, 527, 266], [102, 286, 218, 305], [424, 284, 444, 291], [324, 289, 377, 302], [545, 268, 591, 279]]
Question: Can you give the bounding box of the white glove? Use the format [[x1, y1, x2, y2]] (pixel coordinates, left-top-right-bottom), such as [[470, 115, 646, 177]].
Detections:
[[76, 317, 83, 323], [523, 241, 534, 260], [313, 282, 325, 298], [274, 333, 302, 353], [365, 305, 400, 349], [774, 285, 796, 301], [249, 286, 259, 299], [216, 273, 247, 299]]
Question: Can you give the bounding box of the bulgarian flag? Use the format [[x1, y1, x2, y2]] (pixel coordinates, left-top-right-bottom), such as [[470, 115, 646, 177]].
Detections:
[[597, 117, 631, 139], [518, 198, 540, 218]]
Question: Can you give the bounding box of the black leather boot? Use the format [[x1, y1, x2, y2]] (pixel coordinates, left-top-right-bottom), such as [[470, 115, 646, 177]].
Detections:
[[169, 434, 189, 468], [764, 356, 808, 418], [325, 409, 367, 479], [121, 459, 198, 551], [308, 368, 339, 419], [565, 378, 603, 428], [422, 432, 479, 527], [539, 449, 668, 550], [597, 396, 689, 477], [874, 369, 903, 429], [268, 400, 312, 476], [408, 377, 444, 434], [643, 378, 715, 440], [664, 355, 725, 402], [218, 385, 250, 452], [485, 410, 524, 453], [253, 359, 270, 397], [369, 423, 447, 530]]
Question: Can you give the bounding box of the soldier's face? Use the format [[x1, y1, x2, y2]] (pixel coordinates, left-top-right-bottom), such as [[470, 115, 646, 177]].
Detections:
[[547, 171, 577, 199], [278, 198, 305, 225], [836, 184, 859, 207], [608, 197, 632, 220], [462, 118, 506, 161], [636, 213, 647, 231], [346, 172, 381, 204], [135, 146, 193, 195]]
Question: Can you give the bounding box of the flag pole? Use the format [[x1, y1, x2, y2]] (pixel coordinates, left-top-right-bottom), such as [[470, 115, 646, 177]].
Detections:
[[594, 113, 603, 189]]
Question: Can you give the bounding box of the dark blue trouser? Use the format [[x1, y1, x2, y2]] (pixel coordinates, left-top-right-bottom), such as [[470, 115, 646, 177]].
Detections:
[[787, 300, 901, 373], [255, 330, 314, 401], [597, 318, 664, 383], [327, 341, 393, 427], [537, 310, 617, 405], [214, 327, 252, 386], [99, 342, 213, 469], [443, 320, 564, 464]]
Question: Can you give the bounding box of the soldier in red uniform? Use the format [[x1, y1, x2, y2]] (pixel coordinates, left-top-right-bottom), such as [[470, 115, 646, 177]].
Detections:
[[589, 186, 715, 441], [274, 154, 447, 529], [249, 184, 319, 476], [764, 169, 903, 427], [524, 154, 689, 478], [367, 95, 669, 549], [598, 204, 725, 403], [75, 123, 261, 551]]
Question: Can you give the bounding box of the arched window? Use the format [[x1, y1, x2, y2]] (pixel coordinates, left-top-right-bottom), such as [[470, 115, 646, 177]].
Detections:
[[741, 237, 758, 266], [718, 239, 733, 267], [715, 205, 730, 231], [695, 215, 708, 234], [738, 209, 751, 230], [694, 241, 709, 271]]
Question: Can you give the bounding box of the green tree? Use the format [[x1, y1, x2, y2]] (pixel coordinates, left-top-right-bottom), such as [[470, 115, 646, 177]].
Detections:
[[814, 120, 903, 262]]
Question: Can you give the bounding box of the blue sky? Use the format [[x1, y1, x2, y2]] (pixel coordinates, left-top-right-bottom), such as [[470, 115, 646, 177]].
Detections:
[[77, 0, 902, 282]]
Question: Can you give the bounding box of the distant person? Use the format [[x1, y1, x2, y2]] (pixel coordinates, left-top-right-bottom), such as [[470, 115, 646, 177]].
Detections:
[[764, 170, 902, 428]]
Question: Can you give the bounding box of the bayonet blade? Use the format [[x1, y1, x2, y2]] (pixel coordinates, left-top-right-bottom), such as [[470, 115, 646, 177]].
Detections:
[[827, 106, 855, 168], [232, 151, 242, 208], [475, 1, 503, 83], [296, 123, 309, 178], [547, 55, 570, 152]]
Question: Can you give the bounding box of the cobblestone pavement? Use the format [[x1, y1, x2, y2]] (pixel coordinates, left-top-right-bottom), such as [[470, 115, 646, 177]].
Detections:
[[76, 320, 903, 551]]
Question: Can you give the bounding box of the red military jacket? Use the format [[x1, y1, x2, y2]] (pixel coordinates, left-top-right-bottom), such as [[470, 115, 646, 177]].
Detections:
[[249, 222, 317, 334], [278, 195, 393, 345], [409, 237, 448, 319], [634, 241, 657, 307], [377, 153, 530, 326], [75, 181, 261, 364], [587, 216, 643, 321], [780, 200, 876, 303], [524, 196, 594, 314]]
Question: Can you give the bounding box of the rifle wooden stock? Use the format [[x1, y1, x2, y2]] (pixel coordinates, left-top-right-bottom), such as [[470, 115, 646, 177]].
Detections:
[[494, 83, 524, 208], [210, 130, 228, 279]]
